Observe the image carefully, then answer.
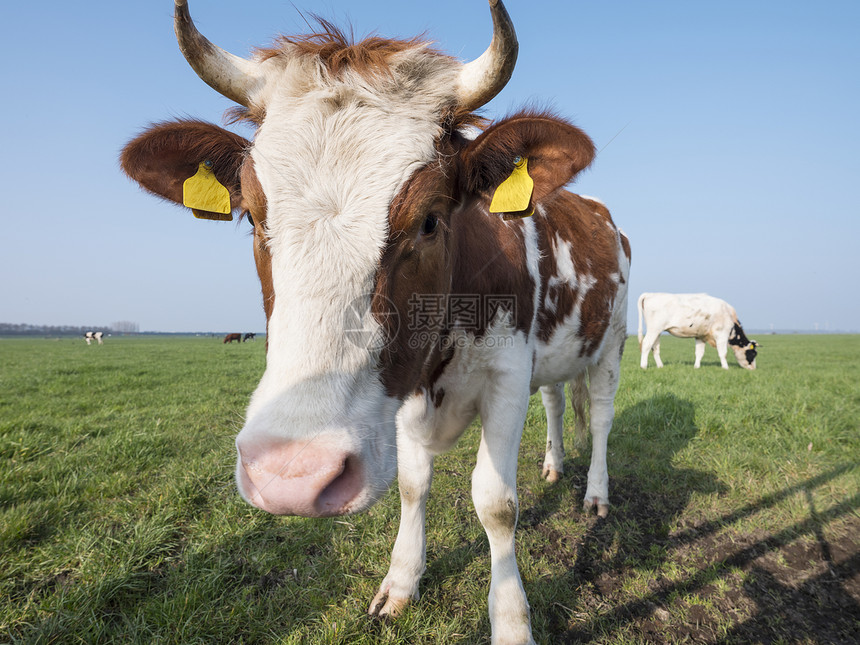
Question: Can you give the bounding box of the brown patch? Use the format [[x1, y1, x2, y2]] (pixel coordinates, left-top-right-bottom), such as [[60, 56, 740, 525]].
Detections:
[[228, 24, 484, 132], [374, 148, 459, 399], [257, 20, 439, 79], [372, 114, 617, 399], [461, 110, 595, 212], [449, 206, 535, 336], [241, 22, 471, 129], [374, 133, 537, 398], [120, 120, 249, 210], [620, 231, 632, 265], [534, 192, 622, 352], [240, 159, 274, 331]]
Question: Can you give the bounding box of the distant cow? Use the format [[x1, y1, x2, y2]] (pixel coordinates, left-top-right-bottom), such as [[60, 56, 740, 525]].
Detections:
[[638, 293, 757, 369], [223, 333, 242, 344], [84, 331, 104, 345], [243, 333, 256, 342]]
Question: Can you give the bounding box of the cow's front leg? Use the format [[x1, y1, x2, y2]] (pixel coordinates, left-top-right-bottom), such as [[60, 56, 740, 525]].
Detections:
[[369, 429, 434, 618], [716, 336, 730, 369], [694, 338, 706, 368], [475, 380, 534, 645], [583, 348, 622, 518]]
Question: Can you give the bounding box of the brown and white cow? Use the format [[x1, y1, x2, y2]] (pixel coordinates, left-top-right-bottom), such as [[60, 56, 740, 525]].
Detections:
[[638, 292, 758, 370], [120, 2, 630, 642]]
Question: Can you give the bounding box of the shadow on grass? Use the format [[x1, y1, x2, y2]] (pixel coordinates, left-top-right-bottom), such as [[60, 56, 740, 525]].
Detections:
[[555, 479, 859, 644], [511, 393, 860, 644]]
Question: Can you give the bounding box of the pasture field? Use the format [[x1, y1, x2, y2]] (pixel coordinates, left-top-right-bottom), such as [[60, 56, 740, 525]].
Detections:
[[1, 333, 858, 644]]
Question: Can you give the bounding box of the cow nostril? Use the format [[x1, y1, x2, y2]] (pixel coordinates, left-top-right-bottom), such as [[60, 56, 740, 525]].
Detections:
[[316, 455, 363, 514]]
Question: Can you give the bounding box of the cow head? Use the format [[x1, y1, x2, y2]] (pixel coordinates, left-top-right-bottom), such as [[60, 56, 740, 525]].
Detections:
[[728, 323, 758, 369], [121, 0, 594, 517]]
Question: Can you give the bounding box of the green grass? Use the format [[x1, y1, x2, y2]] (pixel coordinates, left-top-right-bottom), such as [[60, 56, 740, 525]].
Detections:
[[1, 334, 858, 644]]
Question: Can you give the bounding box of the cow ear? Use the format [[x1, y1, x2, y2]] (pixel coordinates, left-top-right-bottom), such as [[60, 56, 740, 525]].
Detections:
[[120, 120, 250, 220], [460, 112, 595, 216]]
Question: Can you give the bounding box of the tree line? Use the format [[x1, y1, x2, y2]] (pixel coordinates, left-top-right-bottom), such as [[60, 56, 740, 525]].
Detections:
[[0, 322, 139, 336]]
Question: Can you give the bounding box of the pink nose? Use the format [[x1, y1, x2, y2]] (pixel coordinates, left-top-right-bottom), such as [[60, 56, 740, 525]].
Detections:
[[236, 438, 364, 517]]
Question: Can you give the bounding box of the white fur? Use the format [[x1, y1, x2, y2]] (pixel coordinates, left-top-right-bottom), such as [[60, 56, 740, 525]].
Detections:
[[236, 48, 462, 504]]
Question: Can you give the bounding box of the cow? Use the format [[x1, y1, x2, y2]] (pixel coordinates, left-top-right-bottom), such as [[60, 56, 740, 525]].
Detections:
[[120, 2, 630, 642], [223, 333, 242, 344], [637, 292, 758, 370], [84, 331, 104, 345], [243, 333, 256, 342]]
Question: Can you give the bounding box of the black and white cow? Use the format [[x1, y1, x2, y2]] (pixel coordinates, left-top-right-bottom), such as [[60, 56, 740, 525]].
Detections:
[[84, 331, 104, 345], [638, 292, 758, 369]]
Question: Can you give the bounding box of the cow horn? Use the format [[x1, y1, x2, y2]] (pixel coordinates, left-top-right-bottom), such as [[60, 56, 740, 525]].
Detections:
[[174, 0, 261, 107], [456, 0, 519, 111]]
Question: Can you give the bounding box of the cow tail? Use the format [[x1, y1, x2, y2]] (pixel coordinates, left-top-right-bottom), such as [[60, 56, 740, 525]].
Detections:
[[570, 374, 589, 450], [637, 293, 646, 347]]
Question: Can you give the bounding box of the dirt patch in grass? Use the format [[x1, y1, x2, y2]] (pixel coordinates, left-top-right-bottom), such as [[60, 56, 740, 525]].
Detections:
[[521, 472, 860, 644]]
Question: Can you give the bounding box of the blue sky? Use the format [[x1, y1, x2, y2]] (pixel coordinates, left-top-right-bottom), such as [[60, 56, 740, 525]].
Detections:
[[3, 0, 858, 333]]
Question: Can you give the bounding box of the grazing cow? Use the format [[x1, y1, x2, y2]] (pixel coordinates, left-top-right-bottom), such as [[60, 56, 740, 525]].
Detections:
[[223, 333, 242, 344], [638, 292, 758, 370], [243, 333, 256, 342], [84, 331, 104, 345], [120, 2, 630, 642]]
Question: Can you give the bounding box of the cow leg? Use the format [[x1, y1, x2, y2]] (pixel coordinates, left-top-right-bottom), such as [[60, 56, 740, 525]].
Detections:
[[539, 383, 565, 483], [369, 428, 434, 619], [639, 330, 661, 368], [583, 349, 622, 518], [651, 336, 664, 368], [716, 336, 730, 369], [694, 338, 706, 368], [475, 377, 534, 645]]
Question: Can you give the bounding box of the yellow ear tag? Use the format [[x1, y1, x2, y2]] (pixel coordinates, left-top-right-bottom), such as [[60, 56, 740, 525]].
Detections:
[[183, 161, 232, 219], [489, 156, 534, 215]]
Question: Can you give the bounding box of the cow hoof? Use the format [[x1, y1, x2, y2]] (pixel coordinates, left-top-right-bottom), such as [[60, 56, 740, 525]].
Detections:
[[541, 466, 561, 483], [583, 498, 609, 518], [368, 591, 411, 619]]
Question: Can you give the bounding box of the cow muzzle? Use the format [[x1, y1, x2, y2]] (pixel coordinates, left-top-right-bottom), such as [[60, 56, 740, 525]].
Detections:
[[235, 437, 365, 517]]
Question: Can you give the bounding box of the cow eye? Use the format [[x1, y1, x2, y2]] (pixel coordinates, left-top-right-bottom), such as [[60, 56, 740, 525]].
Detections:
[[421, 213, 438, 236]]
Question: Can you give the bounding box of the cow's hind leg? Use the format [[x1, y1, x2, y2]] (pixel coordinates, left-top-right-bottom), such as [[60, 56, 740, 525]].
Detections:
[[540, 383, 565, 483], [369, 427, 434, 619], [651, 336, 664, 368], [639, 330, 661, 368]]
